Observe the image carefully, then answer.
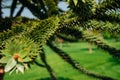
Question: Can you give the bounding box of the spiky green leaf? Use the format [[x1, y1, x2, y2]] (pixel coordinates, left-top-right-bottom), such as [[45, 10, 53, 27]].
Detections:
[[5, 58, 17, 72]]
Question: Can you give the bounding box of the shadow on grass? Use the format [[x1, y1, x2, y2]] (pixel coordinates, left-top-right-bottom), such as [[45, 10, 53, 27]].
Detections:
[[80, 48, 97, 51], [36, 77, 72, 80], [108, 57, 120, 65]]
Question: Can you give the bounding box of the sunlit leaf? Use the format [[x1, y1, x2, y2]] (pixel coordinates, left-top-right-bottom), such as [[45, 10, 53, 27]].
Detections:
[[16, 64, 24, 73], [0, 56, 12, 63], [9, 67, 16, 75], [82, 0, 85, 3], [23, 57, 32, 62], [24, 63, 29, 70], [73, 0, 78, 6], [5, 58, 17, 72], [18, 57, 23, 62]]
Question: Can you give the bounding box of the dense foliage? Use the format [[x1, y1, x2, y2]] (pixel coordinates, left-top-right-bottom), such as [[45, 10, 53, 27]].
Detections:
[[0, 0, 120, 80]]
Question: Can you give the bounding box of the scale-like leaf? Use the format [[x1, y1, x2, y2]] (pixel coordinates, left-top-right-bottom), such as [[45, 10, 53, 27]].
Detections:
[[0, 56, 12, 63], [73, 0, 78, 6], [5, 58, 17, 72], [23, 57, 32, 62], [9, 67, 16, 75], [16, 63, 24, 73]]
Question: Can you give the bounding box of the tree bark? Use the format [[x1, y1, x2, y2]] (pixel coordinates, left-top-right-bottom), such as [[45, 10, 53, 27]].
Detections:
[[10, 0, 17, 17], [19, 0, 47, 19], [0, 0, 2, 19], [89, 42, 93, 53], [15, 5, 24, 17]]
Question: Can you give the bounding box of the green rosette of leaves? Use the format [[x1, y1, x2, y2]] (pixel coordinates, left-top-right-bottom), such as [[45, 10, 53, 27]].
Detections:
[[0, 36, 40, 74]]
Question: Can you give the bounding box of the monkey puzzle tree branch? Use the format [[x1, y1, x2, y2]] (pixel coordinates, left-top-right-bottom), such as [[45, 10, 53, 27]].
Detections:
[[59, 14, 120, 35], [0, 18, 39, 44], [95, 0, 120, 15], [82, 31, 120, 58], [43, 0, 59, 16], [93, 12, 120, 23], [59, 19, 120, 58], [38, 0, 48, 16], [10, 0, 17, 17], [47, 41, 115, 80], [58, 26, 82, 39], [19, 0, 47, 19], [15, 5, 24, 17], [33, 60, 45, 68], [39, 49, 57, 80], [60, 15, 120, 36], [84, 20, 120, 35], [56, 33, 79, 42]]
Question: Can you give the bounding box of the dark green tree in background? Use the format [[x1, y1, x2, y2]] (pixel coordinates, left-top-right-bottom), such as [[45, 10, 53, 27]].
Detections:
[[0, 0, 120, 80]]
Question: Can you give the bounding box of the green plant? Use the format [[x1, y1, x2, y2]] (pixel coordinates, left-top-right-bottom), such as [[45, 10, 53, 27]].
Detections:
[[0, 36, 39, 74], [0, 0, 120, 80]]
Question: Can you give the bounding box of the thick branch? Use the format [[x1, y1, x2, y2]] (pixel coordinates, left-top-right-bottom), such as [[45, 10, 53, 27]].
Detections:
[[40, 49, 57, 80], [94, 13, 120, 22], [34, 60, 45, 68], [82, 31, 120, 58], [38, 0, 48, 16], [10, 0, 17, 17], [19, 0, 47, 19], [56, 33, 79, 42], [15, 5, 24, 17], [85, 20, 120, 34], [95, 0, 120, 15], [59, 26, 82, 39]]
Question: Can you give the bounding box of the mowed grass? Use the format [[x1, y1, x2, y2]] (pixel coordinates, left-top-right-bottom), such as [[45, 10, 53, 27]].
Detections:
[[4, 40, 120, 80]]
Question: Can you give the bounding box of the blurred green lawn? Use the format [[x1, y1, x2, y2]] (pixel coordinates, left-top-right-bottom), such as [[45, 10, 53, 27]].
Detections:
[[4, 40, 120, 80]]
